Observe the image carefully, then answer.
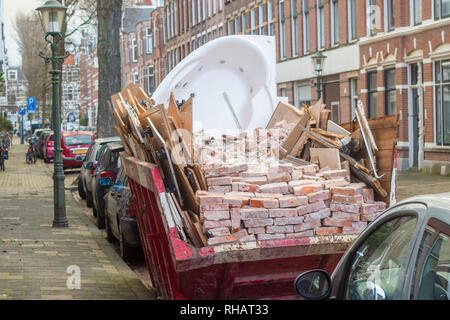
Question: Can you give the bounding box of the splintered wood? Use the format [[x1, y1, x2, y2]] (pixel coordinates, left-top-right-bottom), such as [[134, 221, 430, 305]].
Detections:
[[110, 86, 396, 248]]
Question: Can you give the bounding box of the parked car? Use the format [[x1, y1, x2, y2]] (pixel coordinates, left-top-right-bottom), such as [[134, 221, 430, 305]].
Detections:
[[43, 132, 54, 163], [294, 193, 450, 300], [61, 131, 95, 170], [78, 137, 121, 207], [90, 142, 124, 229], [104, 167, 143, 261], [35, 130, 52, 158]]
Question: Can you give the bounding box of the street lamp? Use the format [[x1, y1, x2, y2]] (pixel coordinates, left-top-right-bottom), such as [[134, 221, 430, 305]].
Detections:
[[311, 51, 327, 100], [37, 0, 69, 228]]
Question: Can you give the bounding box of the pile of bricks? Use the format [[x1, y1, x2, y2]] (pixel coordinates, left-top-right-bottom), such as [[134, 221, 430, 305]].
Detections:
[[196, 161, 387, 246]]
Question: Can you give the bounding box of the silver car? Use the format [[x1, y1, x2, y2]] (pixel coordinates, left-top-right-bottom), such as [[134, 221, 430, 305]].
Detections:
[[78, 137, 120, 207]]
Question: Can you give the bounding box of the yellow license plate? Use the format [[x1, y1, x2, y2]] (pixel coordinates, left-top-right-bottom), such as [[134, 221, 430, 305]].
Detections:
[[73, 150, 86, 154]]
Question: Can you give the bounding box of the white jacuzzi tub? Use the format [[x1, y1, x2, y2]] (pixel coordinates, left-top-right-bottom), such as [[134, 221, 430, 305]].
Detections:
[[152, 35, 277, 135]]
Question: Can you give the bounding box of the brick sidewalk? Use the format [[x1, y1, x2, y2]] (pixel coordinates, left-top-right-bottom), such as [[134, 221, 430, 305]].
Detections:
[[0, 138, 156, 300]]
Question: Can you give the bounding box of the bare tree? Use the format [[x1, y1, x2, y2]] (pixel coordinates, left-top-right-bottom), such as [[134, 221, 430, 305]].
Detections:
[[96, 0, 123, 138]]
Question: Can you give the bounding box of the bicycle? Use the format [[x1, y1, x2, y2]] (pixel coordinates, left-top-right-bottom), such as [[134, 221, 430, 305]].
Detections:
[[26, 142, 37, 164]]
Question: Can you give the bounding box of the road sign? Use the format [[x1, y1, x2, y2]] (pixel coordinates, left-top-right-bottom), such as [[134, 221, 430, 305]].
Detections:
[[19, 108, 27, 116], [27, 97, 36, 113]]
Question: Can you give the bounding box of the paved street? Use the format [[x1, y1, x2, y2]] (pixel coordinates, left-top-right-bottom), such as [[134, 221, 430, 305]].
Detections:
[[397, 170, 450, 201], [0, 138, 156, 300]]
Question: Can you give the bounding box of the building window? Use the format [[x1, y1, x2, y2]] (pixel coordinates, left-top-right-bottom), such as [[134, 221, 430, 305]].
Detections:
[[132, 39, 138, 62], [412, 0, 422, 25], [234, 16, 239, 34], [348, 0, 356, 40], [367, 0, 377, 36], [367, 71, 378, 118], [258, 4, 264, 35], [303, 0, 310, 53], [279, 1, 286, 58], [331, 0, 339, 45], [146, 29, 153, 54], [219, 0, 223, 11], [227, 20, 232, 35], [67, 86, 74, 101], [219, 26, 223, 37], [208, 0, 212, 17], [385, 69, 396, 115], [435, 60, 450, 146], [296, 83, 311, 107], [213, 0, 217, 14], [8, 70, 17, 80], [268, 1, 274, 35], [148, 66, 154, 95], [133, 72, 139, 84], [242, 12, 246, 34], [291, 0, 298, 56], [250, 8, 255, 35], [386, 0, 395, 31], [435, 0, 450, 19], [192, 0, 196, 25], [317, 0, 325, 49], [202, 0, 206, 21]]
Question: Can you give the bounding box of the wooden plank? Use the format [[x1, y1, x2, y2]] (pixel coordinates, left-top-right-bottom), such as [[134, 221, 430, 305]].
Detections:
[[319, 110, 331, 130], [310, 148, 341, 170], [168, 92, 182, 128], [290, 122, 311, 157], [188, 210, 208, 247], [311, 127, 345, 140], [327, 120, 351, 136], [266, 101, 305, 128], [279, 112, 311, 159], [308, 99, 323, 126], [186, 167, 201, 193], [193, 164, 208, 191]]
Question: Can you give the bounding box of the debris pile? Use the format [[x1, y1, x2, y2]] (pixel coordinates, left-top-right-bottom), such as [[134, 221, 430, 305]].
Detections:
[[110, 84, 397, 248]]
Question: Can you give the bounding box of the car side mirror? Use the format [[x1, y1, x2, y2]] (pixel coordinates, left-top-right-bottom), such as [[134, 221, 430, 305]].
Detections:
[[294, 270, 332, 300]]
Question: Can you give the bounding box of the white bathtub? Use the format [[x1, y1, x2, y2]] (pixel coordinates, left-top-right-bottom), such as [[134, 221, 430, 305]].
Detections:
[[152, 35, 277, 135]]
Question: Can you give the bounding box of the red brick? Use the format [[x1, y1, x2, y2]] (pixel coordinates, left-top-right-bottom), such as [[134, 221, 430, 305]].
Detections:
[[241, 171, 266, 178], [249, 198, 279, 209], [297, 201, 327, 216], [238, 234, 257, 243], [303, 208, 331, 223], [207, 235, 238, 246], [230, 208, 241, 233], [203, 220, 232, 230], [352, 221, 368, 229], [208, 185, 232, 193], [268, 208, 297, 218], [279, 196, 308, 208], [247, 227, 266, 234], [254, 192, 284, 198], [207, 227, 231, 237], [332, 194, 364, 205], [323, 178, 350, 189], [332, 211, 361, 221], [322, 218, 353, 228], [307, 190, 331, 203], [266, 225, 294, 233], [200, 203, 229, 212], [223, 195, 249, 208], [197, 193, 224, 205], [330, 184, 365, 196], [293, 220, 322, 232], [291, 169, 304, 180], [259, 182, 290, 194], [207, 176, 232, 186], [244, 176, 268, 185], [361, 203, 379, 214], [267, 171, 291, 183], [232, 229, 249, 239], [243, 218, 274, 228], [201, 210, 230, 221], [204, 166, 230, 178], [240, 207, 269, 220], [330, 203, 361, 214], [342, 227, 364, 234], [362, 188, 375, 203], [293, 183, 323, 196], [232, 182, 260, 193], [302, 164, 318, 175], [315, 227, 342, 236], [257, 233, 286, 241], [361, 212, 383, 222], [231, 176, 244, 183], [226, 191, 255, 197], [286, 230, 314, 238], [376, 201, 386, 211], [274, 216, 305, 225], [321, 169, 348, 180]]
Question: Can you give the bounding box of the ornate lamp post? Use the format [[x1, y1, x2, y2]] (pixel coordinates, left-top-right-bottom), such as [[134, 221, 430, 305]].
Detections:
[[36, 0, 69, 228], [311, 51, 327, 100]]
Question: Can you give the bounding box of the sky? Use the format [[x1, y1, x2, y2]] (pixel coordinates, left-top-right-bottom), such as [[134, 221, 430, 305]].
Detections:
[[4, 0, 41, 66]]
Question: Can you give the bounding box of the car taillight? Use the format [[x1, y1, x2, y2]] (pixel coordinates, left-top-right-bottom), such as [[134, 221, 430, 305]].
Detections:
[[99, 171, 115, 186], [47, 142, 52, 147], [89, 163, 97, 175]]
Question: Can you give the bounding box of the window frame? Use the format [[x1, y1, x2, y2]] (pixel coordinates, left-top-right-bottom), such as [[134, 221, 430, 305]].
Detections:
[[434, 60, 450, 146], [291, 0, 299, 56], [331, 0, 339, 45], [317, 0, 325, 49], [435, 0, 450, 20], [303, 0, 310, 53], [367, 70, 378, 118], [385, 68, 397, 116], [279, 0, 286, 59], [412, 0, 422, 26], [348, 0, 357, 41]]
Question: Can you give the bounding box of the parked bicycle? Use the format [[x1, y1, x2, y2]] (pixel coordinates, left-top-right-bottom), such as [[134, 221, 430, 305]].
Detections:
[[26, 140, 37, 164]]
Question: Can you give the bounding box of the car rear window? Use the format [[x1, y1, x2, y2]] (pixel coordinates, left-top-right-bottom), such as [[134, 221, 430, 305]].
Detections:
[[64, 135, 92, 146]]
